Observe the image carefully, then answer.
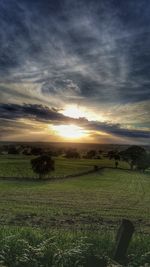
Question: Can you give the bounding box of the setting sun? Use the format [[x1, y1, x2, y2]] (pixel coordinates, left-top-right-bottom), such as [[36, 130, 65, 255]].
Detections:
[[62, 105, 85, 119], [51, 124, 88, 139], [61, 105, 105, 122]]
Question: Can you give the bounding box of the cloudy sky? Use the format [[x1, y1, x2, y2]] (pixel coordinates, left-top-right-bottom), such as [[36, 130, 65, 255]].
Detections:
[[0, 0, 150, 144]]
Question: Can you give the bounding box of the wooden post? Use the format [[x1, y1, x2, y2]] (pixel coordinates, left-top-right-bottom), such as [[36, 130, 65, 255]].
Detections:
[[113, 219, 134, 264]]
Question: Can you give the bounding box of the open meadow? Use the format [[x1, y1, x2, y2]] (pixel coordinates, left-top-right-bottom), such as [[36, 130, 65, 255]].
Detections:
[[0, 155, 149, 230], [0, 154, 149, 266], [0, 154, 129, 178]]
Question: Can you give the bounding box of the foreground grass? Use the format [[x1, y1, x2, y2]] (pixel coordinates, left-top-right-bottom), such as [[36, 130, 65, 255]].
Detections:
[[0, 226, 149, 267], [0, 168, 149, 232]]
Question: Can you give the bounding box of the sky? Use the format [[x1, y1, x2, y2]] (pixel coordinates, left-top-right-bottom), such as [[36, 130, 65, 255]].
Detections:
[[0, 0, 150, 144]]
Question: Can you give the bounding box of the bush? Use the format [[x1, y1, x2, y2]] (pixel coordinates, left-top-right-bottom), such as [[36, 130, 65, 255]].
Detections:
[[0, 228, 149, 267]]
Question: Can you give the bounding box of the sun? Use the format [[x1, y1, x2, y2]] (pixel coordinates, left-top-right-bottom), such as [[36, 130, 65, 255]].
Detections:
[[61, 104, 105, 122], [51, 124, 88, 139], [62, 105, 85, 119]]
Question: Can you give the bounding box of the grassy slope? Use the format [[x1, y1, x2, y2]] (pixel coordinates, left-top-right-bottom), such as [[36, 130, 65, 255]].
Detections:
[[0, 155, 128, 178], [0, 155, 149, 266], [0, 168, 149, 232]]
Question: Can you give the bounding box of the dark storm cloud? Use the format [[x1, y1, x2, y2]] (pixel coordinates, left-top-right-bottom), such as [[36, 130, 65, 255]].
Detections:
[[0, 103, 149, 140], [0, 0, 150, 104], [0, 103, 68, 123]]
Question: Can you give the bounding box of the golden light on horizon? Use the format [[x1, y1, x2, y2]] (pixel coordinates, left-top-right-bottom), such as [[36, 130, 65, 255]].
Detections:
[[51, 124, 89, 139], [61, 104, 105, 122]]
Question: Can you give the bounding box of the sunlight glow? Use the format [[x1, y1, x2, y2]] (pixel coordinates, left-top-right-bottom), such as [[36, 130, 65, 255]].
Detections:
[[51, 124, 89, 139], [61, 105, 105, 122], [62, 105, 85, 119]]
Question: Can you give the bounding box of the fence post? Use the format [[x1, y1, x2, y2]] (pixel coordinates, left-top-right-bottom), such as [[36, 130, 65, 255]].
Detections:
[[113, 219, 134, 264]]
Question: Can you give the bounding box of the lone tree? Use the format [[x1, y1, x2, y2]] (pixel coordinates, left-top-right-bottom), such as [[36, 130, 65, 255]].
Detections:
[[65, 148, 80, 159], [31, 155, 55, 179], [120, 145, 146, 170], [107, 150, 120, 168], [107, 150, 120, 161], [136, 153, 150, 172], [85, 150, 97, 159]]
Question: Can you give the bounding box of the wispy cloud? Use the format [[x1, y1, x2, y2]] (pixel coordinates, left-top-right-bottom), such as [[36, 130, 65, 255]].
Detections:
[[0, 0, 150, 143]]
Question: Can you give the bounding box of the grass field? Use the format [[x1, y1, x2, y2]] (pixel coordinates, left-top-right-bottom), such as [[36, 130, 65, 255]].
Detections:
[[0, 155, 129, 178], [0, 155, 149, 266], [0, 226, 150, 267], [0, 156, 149, 231]]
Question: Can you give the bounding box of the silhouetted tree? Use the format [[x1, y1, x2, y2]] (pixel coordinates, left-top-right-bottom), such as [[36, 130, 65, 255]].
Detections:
[[8, 145, 19, 154], [30, 147, 43, 156], [65, 149, 80, 159], [85, 150, 97, 159], [120, 145, 146, 170], [31, 155, 55, 179], [22, 147, 31, 155], [136, 153, 150, 172], [107, 150, 120, 160]]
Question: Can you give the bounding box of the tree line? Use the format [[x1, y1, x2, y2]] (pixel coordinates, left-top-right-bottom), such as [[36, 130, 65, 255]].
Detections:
[[29, 145, 150, 179], [107, 145, 150, 172]]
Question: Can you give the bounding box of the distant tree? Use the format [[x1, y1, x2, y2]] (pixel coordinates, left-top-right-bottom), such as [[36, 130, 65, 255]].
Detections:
[[47, 150, 61, 157], [31, 155, 55, 179], [65, 149, 80, 159], [22, 147, 31, 155], [30, 147, 43, 156], [95, 155, 101, 159], [136, 153, 150, 172], [85, 150, 97, 159], [107, 150, 114, 159], [107, 150, 120, 161], [120, 145, 146, 170], [8, 145, 19, 154]]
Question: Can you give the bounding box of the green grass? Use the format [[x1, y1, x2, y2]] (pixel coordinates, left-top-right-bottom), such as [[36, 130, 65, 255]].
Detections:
[[0, 155, 149, 266], [0, 167, 149, 232], [0, 226, 149, 267], [0, 155, 128, 178]]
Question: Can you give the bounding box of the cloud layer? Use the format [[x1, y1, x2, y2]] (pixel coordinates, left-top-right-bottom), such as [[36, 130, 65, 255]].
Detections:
[[1, 103, 149, 143], [0, 0, 150, 143]]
